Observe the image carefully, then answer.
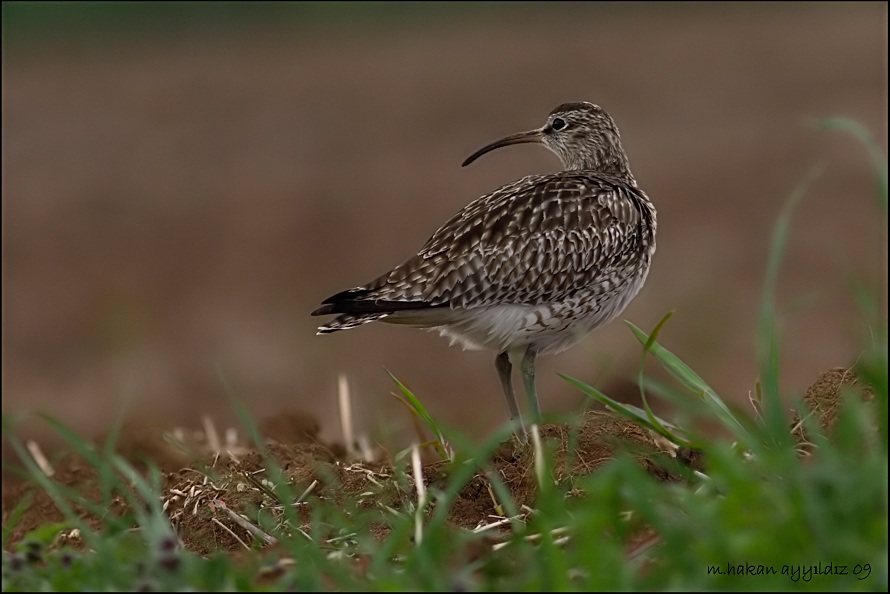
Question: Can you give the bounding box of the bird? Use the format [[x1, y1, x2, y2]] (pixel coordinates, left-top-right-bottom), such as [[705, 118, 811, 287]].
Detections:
[[312, 101, 656, 437]]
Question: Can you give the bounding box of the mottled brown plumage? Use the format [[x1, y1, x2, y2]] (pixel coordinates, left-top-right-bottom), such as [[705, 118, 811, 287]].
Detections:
[[312, 102, 656, 436]]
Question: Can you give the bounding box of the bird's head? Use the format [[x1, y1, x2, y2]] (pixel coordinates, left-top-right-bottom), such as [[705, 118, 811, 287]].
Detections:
[[462, 101, 633, 180]]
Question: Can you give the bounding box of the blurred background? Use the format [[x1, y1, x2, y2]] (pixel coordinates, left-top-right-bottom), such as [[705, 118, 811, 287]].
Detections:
[[2, 2, 887, 452]]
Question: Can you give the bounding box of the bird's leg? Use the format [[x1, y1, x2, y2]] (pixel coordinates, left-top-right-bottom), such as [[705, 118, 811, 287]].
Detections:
[[495, 351, 526, 437], [520, 346, 541, 424]]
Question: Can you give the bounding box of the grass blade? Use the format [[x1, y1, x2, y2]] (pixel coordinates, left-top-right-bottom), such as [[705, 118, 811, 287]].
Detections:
[[756, 165, 823, 444], [634, 312, 683, 441], [813, 117, 888, 214], [387, 370, 452, 461], [560, 373, 694, 448], [625, 322, 751, 442]]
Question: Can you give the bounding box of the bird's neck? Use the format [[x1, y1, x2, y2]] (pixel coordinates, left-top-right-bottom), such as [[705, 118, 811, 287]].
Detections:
[[566, 145, 636, 186]]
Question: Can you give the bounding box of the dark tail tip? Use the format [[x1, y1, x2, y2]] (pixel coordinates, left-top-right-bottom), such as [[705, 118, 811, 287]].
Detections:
[[311, 304, 335, 317]]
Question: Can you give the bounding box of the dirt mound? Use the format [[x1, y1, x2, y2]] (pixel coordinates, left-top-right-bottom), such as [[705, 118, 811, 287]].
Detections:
[[4, 408, 679, 554], [161, 409, 678, 553], [5, 366, 877, 556], [443, 412, 673, 530], [791, 367, 874, 450], [2, 449, 131, 548]]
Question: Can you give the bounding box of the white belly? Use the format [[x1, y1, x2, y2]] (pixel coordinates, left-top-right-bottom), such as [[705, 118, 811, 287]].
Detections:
[[387, 270, 648, 355]]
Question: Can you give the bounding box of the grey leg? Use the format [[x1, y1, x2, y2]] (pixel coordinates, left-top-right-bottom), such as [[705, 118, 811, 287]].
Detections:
[[496, 351, 526, 434], [520, 346, 541, 423]]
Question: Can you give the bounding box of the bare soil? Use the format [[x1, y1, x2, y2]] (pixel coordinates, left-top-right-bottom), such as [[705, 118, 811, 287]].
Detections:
[[2, 367, 871, 557]]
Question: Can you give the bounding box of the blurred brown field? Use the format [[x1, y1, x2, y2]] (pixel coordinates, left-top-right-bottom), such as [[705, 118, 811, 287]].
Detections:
[[2, 2, 887, 454]]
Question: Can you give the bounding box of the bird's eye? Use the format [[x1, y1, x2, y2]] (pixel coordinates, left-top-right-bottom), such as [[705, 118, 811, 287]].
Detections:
[[551, 117, 567, 131]]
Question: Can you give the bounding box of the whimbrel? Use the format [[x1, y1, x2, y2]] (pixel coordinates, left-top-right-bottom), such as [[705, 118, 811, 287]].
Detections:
[[312, 102, 656, 435]]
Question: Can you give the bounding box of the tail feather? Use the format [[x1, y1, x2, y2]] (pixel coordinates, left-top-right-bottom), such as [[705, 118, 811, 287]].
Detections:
[[316, 312, 391, 334], [312, 285, 449, 335]]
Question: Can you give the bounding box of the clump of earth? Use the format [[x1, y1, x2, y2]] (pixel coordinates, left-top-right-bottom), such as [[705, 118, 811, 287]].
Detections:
[[1, 367, 874, 556]]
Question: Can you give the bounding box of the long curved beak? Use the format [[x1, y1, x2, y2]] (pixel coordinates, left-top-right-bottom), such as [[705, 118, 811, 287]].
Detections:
[[461, 128, 545, 167]]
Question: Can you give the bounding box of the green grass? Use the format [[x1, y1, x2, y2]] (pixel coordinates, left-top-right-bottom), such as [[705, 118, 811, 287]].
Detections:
[[2, 120, 887, 590]]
